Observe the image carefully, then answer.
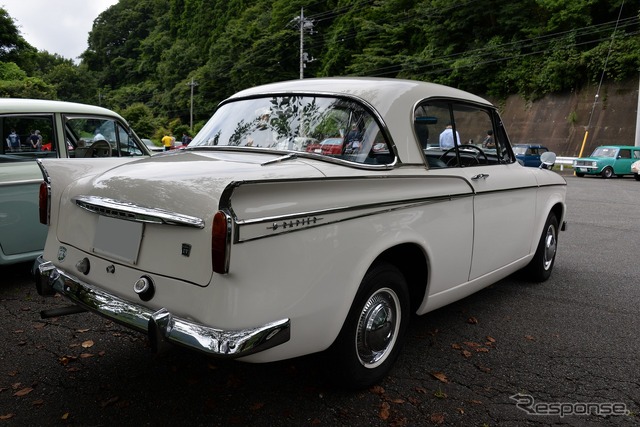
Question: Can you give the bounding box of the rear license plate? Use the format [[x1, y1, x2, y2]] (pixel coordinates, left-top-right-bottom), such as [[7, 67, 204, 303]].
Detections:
[[93, 216, 143, 264]]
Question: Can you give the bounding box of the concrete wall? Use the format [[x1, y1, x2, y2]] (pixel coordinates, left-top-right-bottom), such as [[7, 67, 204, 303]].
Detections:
[[494, 78, 639, 157]]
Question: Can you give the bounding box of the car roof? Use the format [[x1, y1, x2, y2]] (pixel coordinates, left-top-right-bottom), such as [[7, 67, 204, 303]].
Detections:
[[0, 98, 124, 119], [230, 77, 492, 109], [594, 145, 639, 149]]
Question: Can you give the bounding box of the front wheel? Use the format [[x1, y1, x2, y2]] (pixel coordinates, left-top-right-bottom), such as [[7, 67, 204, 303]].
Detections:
[[523, 213, 559, 282], [329, 263, 410, 389], [634, 173, 640, 182], [575, 172, 585, 177], [601, 167, 613, 179]]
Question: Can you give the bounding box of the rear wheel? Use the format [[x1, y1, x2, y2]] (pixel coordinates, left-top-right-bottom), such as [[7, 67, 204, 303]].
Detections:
[[635, 173, 640, 181], [523, 213, 559, 282], [601, 167, 613, 179], [329, 263, 410, 389], [575, 172, 585, 177]]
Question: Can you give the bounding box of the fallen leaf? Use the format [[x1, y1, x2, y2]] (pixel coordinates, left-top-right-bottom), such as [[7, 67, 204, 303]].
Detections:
[[14, 387, 34, 397], [81, 340, 94, 348], [430, 413, 445, 424], [370, 385, 385, 395], [77, 328, 90, 333], [467, 317, 478, 324], [59, 356, 77, 366], [451, 343, 462, 350], [456, 407, 465, 414], [390, 398, 405, 404], [32, 399, 44, 406], [13, 329, 24, 334], [525, 335, 535, 341], [462, 350, 472, 358], [100, 396, 119, 408], [33, 323, 45, 330], [486, 336, 496, 343], [469, 399, 483, 405], [431, 372, 449, 383], [61, 412, 69, 420], [463, 341, 481, 347], [79, 353, 94, 359], [379, 402, 391, 420], [475, 347, 490, 353], [414, 386, 428, 394], [0, 414, 15, 420]]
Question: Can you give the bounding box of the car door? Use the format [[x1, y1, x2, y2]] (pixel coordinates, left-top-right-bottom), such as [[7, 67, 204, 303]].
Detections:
[[612, 148, 634, 175], [417, 101, 537, 281]]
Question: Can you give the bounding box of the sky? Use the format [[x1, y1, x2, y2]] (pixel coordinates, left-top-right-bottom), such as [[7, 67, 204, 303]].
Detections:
[[1, 0, 120, 62]]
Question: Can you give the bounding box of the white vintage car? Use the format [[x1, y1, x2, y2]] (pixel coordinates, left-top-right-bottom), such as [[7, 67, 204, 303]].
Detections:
[[35, 78, 567, 388]]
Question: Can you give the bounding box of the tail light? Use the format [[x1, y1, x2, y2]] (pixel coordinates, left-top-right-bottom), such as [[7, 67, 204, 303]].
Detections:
[[211, 210, 231, 274], [39, 181, 50, 225]]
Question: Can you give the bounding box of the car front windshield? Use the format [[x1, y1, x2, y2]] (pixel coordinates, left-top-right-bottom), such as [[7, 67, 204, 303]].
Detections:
[[513, 147, 527, 155], [591, 147, 617, 157], [189, 95, 393, 165]]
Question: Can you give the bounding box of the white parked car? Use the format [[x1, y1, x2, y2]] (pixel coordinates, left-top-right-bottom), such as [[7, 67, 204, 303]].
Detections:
[[0, 99, 149, 266], [632, 159, 640, 181], [34, 78, 567, 388]]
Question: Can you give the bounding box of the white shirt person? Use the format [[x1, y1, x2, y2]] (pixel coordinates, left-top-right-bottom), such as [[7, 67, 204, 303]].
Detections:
[[439, 124, 460, 149]]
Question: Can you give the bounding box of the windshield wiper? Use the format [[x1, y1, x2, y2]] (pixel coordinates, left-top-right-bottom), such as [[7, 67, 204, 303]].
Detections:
[[261, 153, 298, 166]]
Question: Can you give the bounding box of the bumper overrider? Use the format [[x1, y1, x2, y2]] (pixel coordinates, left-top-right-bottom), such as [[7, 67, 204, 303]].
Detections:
[[35, 259, 290, 357]]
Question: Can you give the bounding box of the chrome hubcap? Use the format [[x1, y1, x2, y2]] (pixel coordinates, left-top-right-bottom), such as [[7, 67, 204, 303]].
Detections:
[[356, 287, 400, 368], [543, 224, 557, 270]]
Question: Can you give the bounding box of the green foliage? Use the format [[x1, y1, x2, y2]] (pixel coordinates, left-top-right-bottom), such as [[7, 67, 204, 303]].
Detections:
[[119, 102, 158, 138]]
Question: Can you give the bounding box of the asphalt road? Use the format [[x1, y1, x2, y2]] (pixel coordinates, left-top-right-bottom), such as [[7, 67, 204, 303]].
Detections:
[[1, 175, 639, 426]]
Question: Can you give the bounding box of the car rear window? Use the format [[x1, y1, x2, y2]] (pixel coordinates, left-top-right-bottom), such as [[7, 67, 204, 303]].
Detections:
[[189, 95, 394, 165]]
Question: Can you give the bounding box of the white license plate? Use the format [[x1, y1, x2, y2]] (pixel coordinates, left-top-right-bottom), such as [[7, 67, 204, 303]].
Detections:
[[93, 216, 143, 264]]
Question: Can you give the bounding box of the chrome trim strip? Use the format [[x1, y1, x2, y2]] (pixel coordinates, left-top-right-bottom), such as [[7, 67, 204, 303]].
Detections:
[[234, 194, 464, 243], [73, 195, 205, 229], [0, 179, 43, 187], [36, 261, 290, 357]]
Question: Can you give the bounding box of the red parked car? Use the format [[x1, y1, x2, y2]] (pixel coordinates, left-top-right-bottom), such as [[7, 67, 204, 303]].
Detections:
[[306, 137, 344, 155]]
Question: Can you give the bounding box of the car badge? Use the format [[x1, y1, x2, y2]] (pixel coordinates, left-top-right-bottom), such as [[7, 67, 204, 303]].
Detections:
[[57, 246, 67, 262], [181, 243, 192, 257]]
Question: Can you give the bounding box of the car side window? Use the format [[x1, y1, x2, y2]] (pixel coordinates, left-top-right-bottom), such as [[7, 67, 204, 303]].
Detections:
[[64, 116, 145, 158], [415, 101, 512, 169], [1, 114, 57, 160], [634, 150, 640, 159], [618, 149, 631, 159]]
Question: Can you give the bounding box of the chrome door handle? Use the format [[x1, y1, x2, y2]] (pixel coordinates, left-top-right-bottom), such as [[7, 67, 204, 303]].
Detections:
[[471, 173, 489, 180]]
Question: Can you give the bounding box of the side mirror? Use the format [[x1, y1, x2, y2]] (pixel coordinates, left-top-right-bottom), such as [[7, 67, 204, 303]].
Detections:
[[539, 152, 556, 169]]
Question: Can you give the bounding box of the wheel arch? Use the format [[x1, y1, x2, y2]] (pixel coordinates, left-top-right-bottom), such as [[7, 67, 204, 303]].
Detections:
[[370, 243, 428, 314]]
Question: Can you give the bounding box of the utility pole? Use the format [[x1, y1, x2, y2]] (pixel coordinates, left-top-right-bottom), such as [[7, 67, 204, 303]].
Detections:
[[292, 8, 314, 79], [187, 77, 198, 131], [299, 8, 304, 79]]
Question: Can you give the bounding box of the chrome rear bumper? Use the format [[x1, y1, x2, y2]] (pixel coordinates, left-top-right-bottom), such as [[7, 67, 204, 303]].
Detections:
[[35, 260, 290, 358]]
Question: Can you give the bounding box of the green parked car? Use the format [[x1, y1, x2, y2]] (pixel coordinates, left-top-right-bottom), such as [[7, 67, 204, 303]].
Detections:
[[1, 99, 151, 266], [573, 145, 640, 178]]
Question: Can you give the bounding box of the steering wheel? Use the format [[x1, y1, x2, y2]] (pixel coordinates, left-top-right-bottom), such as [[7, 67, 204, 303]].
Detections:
[[439, 144, 488, 166], [86, 140, 112, 158]]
